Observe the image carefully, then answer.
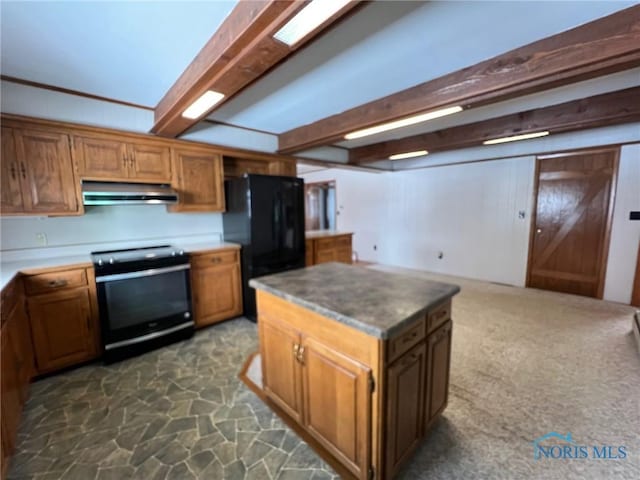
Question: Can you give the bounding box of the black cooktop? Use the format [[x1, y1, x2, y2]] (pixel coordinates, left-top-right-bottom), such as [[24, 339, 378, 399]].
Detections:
[[91, 245, 187, 270]]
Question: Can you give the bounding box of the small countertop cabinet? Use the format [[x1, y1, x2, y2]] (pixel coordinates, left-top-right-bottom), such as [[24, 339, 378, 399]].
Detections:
[[250, 263, 460, 479], [305, 231, 353, 266]]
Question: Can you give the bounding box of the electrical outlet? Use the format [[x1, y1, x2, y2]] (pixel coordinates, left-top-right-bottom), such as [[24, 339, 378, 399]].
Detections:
[[36, 233, 47, 246]]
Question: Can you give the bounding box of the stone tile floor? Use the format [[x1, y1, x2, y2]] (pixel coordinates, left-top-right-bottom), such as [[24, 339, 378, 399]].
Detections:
[[8, 318, 338, 480]]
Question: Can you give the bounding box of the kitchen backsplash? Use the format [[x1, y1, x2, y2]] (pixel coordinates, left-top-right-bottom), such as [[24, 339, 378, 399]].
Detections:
[[1, 205, 223, 259]]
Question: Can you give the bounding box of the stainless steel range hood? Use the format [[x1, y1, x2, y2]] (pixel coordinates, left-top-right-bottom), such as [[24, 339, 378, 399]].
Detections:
[[82, 181, 179, 206]]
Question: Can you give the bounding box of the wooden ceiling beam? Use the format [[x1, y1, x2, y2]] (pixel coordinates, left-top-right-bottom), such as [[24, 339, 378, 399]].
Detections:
[[349, 86, 640, 164], [152, 0, 362, 138], [278, 5, 640, 154]]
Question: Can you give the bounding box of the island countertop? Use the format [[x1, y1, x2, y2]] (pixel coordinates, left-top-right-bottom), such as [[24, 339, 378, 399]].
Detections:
[[249, 262, 460, 339]]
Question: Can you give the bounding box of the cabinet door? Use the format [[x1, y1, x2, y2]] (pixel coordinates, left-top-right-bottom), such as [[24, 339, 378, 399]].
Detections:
[[192, 263, 242, 327], [9, 298, 34, 402], [27, 288, 97, 374], [314, 247, 337, 265], [336, 246, 353, 264], [305, 239, 314, 266], [15, 129, 79, 214], [1, 323, 22, 459], [386, 343, 426, 478], [260, 316, 303, 423], [74, 135, 129, 179], [301, 336, 371, 479], [171, 148, 224, 212], [128, 142, 171, 182], [425, 320, 452, 427], [1, 127, 25, 213]]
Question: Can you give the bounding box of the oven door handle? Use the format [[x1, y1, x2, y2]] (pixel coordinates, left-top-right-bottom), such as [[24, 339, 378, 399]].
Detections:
[[95, 264, 190, 283]]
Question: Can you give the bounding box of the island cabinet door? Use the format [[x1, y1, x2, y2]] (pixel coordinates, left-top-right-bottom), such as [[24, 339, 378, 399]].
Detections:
[[300, 336, 372, 480], [261, 316, 303, 423], [386, 343, 426, 479], [425, 320, 453, 428]]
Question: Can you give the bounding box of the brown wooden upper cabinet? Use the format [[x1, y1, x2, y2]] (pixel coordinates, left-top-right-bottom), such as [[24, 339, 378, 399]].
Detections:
[[170, 146, 225, 212], [73, 134, 172, 183], [1, 127, 81, 216]]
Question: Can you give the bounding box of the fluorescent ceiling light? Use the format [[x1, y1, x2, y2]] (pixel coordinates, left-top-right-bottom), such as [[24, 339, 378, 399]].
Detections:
[[344, 106, 463, 140], [483, 131, 550, 145], [182, 90, 225, 119], [274, 0, 351, 47], [389, 150, 428, 160]]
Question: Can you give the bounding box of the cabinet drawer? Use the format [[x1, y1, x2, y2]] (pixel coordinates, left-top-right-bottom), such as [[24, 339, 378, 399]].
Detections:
[[23, 269, 88, 295], [387, 318, 426, 362], [316, 235, 351, 250], [191, 249, 238, 269], [427, 300, 451, 333]]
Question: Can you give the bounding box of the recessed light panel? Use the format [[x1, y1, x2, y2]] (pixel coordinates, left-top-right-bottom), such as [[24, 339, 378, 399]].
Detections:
[[182, 90, 225, 119], [483, 131, 550, 145], [389, 150, 429, 160], [274, 0, 351, 47]]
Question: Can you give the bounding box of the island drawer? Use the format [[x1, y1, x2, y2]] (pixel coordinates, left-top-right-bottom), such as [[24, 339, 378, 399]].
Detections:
[[24, 268, 88, 295], [191, 249, 238, 268], [316, 235, 351, 249], [427, 300, 451, 333], [387, 318, 426, 362]]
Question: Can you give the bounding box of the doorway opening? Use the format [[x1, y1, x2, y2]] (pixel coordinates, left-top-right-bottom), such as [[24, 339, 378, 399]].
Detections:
[[304, 181, 336, 231]]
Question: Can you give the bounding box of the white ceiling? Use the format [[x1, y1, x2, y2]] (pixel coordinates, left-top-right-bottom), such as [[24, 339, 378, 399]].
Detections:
[[0, 1, 236, 107], [1, 0, 638, 148]]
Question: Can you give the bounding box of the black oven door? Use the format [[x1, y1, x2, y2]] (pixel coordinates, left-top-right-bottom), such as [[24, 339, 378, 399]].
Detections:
[[96, 264, 193, 350]]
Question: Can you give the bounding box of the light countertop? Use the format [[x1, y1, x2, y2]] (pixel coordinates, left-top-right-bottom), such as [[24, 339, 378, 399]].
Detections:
[[305, 230, 353, 239], [249, 262, 460, 339], [1, 241, 240, 291]]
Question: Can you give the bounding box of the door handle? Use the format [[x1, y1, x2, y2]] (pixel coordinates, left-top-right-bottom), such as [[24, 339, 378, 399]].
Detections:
[[536, 228, 542, 234]]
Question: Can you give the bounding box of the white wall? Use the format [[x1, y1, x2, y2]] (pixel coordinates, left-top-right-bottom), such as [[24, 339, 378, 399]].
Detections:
[[301, 141, 640, 304], [298, 168, 387, 263], [604, 144, 640, 303]]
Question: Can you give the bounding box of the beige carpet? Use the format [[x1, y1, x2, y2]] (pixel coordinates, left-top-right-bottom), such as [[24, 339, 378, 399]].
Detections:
[[372, 265, 639, 479]]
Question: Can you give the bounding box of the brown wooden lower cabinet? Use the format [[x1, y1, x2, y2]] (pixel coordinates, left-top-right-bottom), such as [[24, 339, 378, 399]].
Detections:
[[258, 292, 453, 480], [1, 278, 34, 478], [24, 267, 100, 375], [190, 248, 243, 327], [306, 233, 353, 266]]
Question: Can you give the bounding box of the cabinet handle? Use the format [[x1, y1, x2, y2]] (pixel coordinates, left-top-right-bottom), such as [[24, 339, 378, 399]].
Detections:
[[293, 343, 299, 357], [402, 353, 418, 366], [20, 162, 27, 179], [123, 155, 128, 168], [297, 345, 305, 365], [129, 156, 135, 168], [211, 257, 222, 264], [10, 163, 17, 180], [48, 279, 68, 288], [402, 331, 418, 343]]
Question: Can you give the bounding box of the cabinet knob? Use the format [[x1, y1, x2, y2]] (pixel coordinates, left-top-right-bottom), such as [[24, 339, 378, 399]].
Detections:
[[297, 345, 305, 364], [10, 163, 17, 180], [48, 279, 68, 288], [20, 162, 26, 179]]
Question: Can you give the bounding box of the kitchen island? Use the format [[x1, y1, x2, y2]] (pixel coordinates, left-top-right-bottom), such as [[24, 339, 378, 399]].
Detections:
[[247, 263, 460, 480]]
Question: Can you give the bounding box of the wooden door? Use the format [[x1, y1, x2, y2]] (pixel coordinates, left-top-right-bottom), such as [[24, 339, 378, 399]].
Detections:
[[171, 148, 224, 212], [27, 288, 97, 374], [192, 263, 242, 327], [386, 343, 426, 478], [261, 316, 303, 422], [1, 127, 25, 213], [425, 321, 452, 427], [128, 142, 172, 182], [74, 135, 129, 179], [15, 129, 79, 214], [301, 336, 371, 479], [528, 150, 618, 298]]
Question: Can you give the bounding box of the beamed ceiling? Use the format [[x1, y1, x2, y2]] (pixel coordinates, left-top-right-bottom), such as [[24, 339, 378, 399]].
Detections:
[[1, 1, 639, 171]]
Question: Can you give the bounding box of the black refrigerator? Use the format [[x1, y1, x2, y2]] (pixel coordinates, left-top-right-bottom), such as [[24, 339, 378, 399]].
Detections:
[[223, 174, 305, 321]]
